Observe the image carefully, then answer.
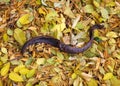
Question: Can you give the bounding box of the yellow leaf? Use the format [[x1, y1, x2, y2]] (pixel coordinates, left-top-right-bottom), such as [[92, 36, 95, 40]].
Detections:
[[93, 1, 100, 8], [19, 68, 29, 75], [0, 79, 3, 86], [18, 14, 34, 25], [106, 31, 118, 38], [103, 73, 113, 80], [14, 28, 26, 46], [9, 72, 24, 82], [0, 62, 10, 76], [3, 33, 9, 42], [87, 79, 98, 86], [110, 76, 120, 86], [71, 73, 77, 79], [14, 65, 25, 73], [38, 7, 46, 15]]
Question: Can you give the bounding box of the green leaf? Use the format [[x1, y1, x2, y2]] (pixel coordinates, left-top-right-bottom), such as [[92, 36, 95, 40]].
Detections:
[[76, 22, 84, 29], [26, 69, 36, 78], [94, 37, 102, 42], [14, 28, 26, 46], [84, 5, 94, 13], [25, 58, 33, 66], [0, 62, 10, 76], [9, 72, 24, 82], [57, 51, 64, 60]]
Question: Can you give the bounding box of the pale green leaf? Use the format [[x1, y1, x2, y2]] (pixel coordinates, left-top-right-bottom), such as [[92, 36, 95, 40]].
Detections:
[[64, 6, 75, 18], [84, 5, 94, 13], [57, 51, 64, 60], [76, 22, 84, 29], [108, 38, 116, 45], [100, 7, 109, 19], [7, 28, 13, 36], [26, 69, 36, 78], [106, 31, 118, 38], [36, 58, 46, 65], [1, 47, 7, 54], [45, 11, 58, 22]]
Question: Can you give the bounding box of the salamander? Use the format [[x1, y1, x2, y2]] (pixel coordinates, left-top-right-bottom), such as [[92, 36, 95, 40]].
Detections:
[[21, 24, 104, 54]]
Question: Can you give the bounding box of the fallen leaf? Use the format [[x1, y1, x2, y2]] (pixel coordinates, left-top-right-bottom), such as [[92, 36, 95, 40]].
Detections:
[[87, 79, 98, 86], [26, 69, 36, 78], [106, 31, 118, 38], [14, 28, 26, 46], [103, 73, 113, 80], [9, 72, 24, 82], [100, 7, 109, 19], [17, 14, 34, 27], [0, 62, 10, 76], [84, 5, 94, 13]]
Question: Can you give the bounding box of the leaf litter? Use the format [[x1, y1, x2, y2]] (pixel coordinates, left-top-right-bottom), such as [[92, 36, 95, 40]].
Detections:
[[0, 0, 120, 86]]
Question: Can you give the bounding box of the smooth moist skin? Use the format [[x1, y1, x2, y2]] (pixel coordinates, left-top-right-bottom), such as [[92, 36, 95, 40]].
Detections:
[[21, 24, 104, 54]]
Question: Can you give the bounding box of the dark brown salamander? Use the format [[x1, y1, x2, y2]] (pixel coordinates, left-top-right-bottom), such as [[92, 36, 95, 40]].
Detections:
[[21, 24, 104, 54]]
